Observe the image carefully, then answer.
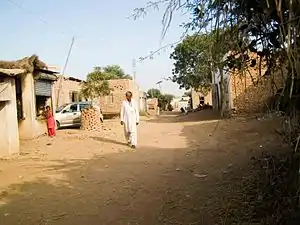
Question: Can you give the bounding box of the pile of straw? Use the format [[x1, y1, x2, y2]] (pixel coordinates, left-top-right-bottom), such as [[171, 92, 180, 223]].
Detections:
[[0, 55, 47, 73]]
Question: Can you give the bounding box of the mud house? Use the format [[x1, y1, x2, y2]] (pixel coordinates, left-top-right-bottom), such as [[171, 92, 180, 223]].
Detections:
[[98, 79, 139, 115], [0, 55, 58, 156], [211, 52, 285, 114], [191, 88, 212, 109], [146, 98, 159, 115], [54, 76, 86, 107]]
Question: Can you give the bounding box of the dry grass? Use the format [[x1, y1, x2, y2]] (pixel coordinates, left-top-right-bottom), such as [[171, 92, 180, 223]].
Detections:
[[0, 55, 47, 73]]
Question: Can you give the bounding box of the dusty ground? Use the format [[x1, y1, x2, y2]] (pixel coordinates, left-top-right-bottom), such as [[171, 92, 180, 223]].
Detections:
[[0, 110, 290, 224]]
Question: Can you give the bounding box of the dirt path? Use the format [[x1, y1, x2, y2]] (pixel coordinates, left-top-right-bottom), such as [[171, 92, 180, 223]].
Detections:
[[0, 110, 287, 224]]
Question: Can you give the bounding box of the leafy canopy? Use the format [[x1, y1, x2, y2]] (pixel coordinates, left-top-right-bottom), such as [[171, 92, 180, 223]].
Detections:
[[88, 65, 132, 81], [147, 88, 162, 98], [170, 34, 213, 94], [146, 88, 174, 110]]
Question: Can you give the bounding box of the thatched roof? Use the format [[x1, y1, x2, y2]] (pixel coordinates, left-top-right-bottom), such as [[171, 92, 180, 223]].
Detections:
[[0, 68, 26, 76], [0, 55, 47, 74]]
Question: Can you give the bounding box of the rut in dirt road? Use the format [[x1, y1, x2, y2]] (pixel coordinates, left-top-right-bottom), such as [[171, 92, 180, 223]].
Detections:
[[0, 111, 289, 224]]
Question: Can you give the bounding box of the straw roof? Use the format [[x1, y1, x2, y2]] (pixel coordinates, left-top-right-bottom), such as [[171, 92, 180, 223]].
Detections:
[[0, 68, 26, 76], [0, 55, 47, 74]]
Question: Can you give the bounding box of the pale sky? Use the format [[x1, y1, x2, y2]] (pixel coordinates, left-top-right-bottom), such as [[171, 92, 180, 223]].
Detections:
[[0, 0, 189, 96]]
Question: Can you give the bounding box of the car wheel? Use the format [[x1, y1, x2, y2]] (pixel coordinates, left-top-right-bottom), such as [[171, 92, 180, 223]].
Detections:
[[56, 121, 60, 130]]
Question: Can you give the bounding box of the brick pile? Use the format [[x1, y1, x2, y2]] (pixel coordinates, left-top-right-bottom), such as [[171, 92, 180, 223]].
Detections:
[[80, 107, 102, 131]]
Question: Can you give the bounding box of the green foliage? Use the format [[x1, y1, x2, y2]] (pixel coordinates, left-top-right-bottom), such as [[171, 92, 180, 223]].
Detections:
[[88, 65, 132, 81], [163, 94, 175, 104], [146, 88, 174, 111], [81, 80, 111, 100], [183, 91, 191, 97], [167, 103, 174, 111], [170, 34, 213, 93], [147, 88, 162, 98]]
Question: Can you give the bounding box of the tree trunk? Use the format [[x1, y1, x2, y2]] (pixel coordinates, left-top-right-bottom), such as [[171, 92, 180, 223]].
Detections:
[[219, 65, 226, 117]]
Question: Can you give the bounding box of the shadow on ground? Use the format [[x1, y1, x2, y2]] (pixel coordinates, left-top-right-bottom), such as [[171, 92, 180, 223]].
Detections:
[[148, 109, 221, 124], [0, 111, 298, 225]]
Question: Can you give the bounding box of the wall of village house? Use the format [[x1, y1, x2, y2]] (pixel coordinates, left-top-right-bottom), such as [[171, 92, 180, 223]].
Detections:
[[18, 73, 48, 139], [53, 78, 83, 107], [229, 57, 285, 114], [146, 98, 158, 115], [98, 79, 139, 114], [191, 89, 212, 109], [0, 77, 19, 156]]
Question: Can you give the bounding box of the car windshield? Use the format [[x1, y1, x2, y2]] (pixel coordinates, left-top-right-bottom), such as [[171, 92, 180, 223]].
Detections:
[[56, 104, 69, 113]]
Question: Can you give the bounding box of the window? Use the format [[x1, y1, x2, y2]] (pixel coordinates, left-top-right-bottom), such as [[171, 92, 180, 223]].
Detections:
[[199, 96, 205, 105], [36, 96, 50, 118], [69, 104, 78, 112], [35, 79, 52, 119], [56, 103, 69, 113], [79, 103, 89, 111]]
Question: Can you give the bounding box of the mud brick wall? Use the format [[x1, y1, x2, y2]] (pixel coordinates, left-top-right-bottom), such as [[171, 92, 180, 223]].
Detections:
[[98, 79, 139, 115], [146, 98, 158, 115], [53, 77, 84, 107], [229, 54, 286, 114]]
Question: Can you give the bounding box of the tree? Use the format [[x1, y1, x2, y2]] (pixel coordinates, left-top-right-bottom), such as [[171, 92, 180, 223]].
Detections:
[[147, 88, 162, 98], [162, 94, 175, 110], [170, 34, 213, 94], [146, 88, 175, 110], [81, 68, 112, 102], [92, 65, 132, 80]]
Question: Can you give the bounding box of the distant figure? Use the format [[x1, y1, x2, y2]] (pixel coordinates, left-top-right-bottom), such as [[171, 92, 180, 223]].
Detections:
[[120, 91, 140, 149], [45, 106, 56, 137]]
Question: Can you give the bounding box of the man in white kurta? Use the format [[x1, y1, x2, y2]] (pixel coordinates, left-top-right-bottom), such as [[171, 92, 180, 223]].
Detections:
[[120, 91, 140, 148]]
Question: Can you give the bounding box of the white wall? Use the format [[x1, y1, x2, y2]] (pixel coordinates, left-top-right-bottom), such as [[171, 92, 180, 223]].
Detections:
[[0, 78, 19, 156]]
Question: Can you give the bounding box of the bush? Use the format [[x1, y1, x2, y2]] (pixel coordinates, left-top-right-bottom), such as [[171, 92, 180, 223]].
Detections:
[[167, 104, 173, 111], [139, 111, 148, 116]]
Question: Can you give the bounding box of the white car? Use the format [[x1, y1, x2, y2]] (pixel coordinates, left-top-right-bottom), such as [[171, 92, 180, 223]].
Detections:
[[55, 102, 103, 129]]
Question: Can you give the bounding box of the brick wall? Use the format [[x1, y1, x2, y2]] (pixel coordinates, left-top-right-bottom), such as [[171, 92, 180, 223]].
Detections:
[[229, 54, 285, 114], [146, 98, 158, 115], [98, 79, 139, 115]]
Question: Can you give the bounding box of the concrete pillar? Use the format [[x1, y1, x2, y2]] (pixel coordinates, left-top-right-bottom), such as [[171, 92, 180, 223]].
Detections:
[[18, 73, 37, 139], [0, 78, 19, 156]]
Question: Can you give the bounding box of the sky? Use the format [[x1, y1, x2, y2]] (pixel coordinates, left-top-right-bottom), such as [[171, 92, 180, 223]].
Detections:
[[0, 0, 189, 96]]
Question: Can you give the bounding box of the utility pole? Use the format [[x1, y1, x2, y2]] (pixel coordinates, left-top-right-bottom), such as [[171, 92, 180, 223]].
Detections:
[[132, 58, 136, 82], [156, 80, 162, 94], [56, 37, 75, 107]]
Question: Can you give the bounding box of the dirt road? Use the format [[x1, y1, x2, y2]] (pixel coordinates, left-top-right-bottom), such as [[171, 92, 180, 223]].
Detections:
[[0, 110, 287, 224]]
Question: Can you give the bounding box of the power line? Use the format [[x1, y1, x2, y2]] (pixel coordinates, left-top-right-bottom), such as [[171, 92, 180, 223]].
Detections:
[[5, 0, 82, 44]]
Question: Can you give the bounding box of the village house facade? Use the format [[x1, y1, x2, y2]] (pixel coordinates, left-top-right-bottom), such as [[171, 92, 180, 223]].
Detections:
[[146, 98, 159, 115], [191, 88, 212, 109], [98, 79, 140, 115], [54, 76, 86, 107], [0, 56, 58, 156]]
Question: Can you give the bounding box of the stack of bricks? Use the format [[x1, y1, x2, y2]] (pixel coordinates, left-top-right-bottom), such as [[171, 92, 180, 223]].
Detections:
[[80, 107, 102, 131]]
